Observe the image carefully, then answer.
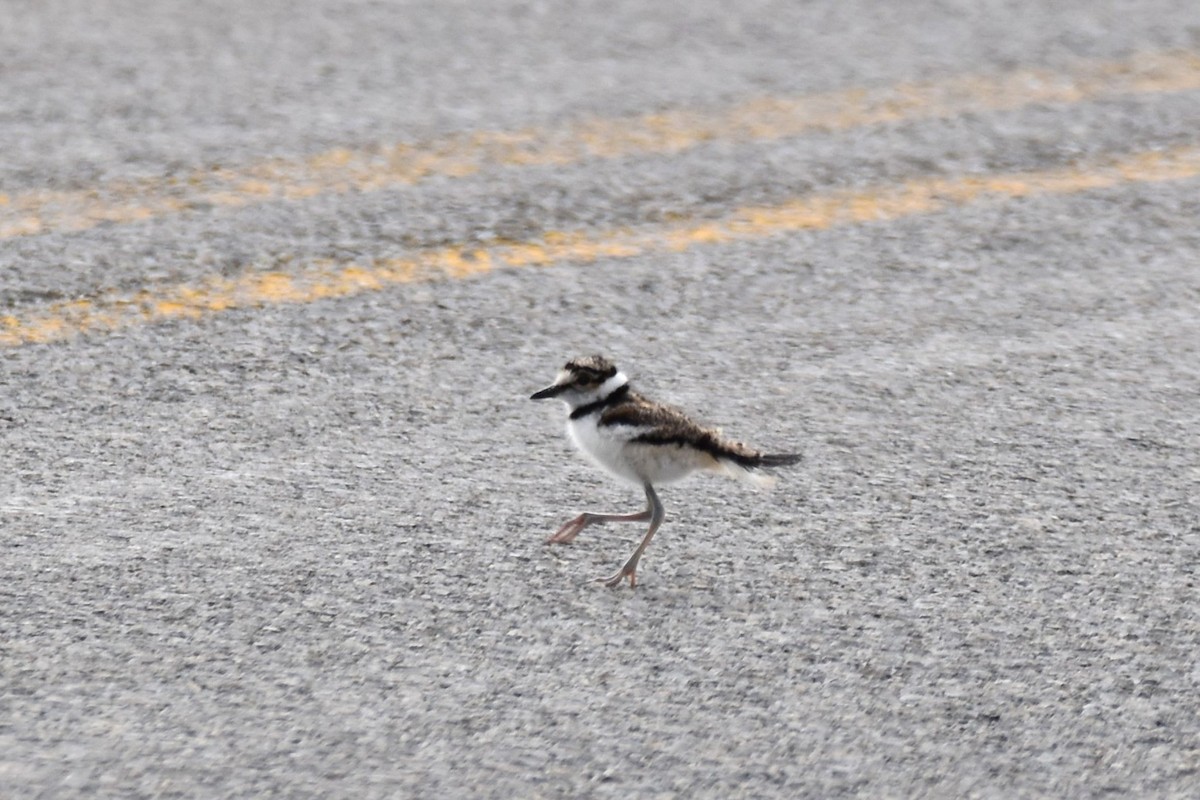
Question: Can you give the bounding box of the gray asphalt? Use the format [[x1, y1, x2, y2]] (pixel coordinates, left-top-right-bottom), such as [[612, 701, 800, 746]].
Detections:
[[3, 1, 1200, 797]]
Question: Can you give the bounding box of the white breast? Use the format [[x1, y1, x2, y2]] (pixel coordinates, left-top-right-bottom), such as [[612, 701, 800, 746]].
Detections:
[[568, 416, 639, 484], [567, 416, 714, 486]]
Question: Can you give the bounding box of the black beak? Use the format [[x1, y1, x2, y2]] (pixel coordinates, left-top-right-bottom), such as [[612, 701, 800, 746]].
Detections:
[[531, 383, 567, 400]]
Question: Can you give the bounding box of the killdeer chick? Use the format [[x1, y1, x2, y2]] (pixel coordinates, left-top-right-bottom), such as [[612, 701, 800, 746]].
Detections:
[[531, 355, 801, 588]]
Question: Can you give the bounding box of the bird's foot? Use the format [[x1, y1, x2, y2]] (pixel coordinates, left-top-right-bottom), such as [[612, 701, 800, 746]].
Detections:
[[596, 561, 637, 589], [546, 514, 587, 544]]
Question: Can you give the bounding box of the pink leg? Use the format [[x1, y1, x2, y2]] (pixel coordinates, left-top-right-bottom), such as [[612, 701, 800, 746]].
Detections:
[[596, 484, 666, 589], [546, 506, 651, 544]]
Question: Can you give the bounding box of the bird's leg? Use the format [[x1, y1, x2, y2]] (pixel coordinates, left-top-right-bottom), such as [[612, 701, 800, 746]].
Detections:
[[598, 483, 665, 589], [546, 501, 652, 544]]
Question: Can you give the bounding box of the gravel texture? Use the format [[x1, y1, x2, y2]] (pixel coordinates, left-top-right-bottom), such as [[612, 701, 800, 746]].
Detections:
[[2, 1, 1199, 797]]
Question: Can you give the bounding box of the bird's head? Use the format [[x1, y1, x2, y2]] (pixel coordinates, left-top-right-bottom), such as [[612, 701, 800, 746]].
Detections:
[[531, 355, 628, 409]]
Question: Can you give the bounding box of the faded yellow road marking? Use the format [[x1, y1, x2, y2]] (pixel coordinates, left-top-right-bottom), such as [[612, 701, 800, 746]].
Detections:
[[1, 50, 1198, 240], [4, 145, 1199, 348]]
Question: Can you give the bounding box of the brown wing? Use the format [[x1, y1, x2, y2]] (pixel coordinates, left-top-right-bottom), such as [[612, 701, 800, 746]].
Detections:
[[599, 392, 766, 465]]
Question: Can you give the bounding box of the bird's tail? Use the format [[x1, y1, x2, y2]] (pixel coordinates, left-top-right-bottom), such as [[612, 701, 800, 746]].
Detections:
[[716, 452, 802, 489]]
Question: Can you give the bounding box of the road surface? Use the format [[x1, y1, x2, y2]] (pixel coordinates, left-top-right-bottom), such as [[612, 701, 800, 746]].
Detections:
[[2, 1, 1199, 797]]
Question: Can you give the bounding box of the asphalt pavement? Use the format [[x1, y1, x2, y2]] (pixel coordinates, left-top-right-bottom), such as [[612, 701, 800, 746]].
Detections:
[[2, 1, 1199, 797]]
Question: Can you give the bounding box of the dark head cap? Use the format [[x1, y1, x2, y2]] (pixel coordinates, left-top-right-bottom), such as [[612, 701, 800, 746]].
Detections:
[[564, 354, 618, 381]]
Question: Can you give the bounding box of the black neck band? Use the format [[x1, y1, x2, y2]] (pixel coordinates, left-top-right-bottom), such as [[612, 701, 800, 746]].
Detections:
[[569, 383, 630, 420]]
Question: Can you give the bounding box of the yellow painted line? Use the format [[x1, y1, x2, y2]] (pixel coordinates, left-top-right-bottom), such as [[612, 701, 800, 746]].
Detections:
[[1, 50, 1199, 240], [4, 144, 1199, 348]]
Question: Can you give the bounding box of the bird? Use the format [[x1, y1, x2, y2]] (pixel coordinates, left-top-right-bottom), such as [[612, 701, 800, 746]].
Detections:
[[531, 355, 801, 588]]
